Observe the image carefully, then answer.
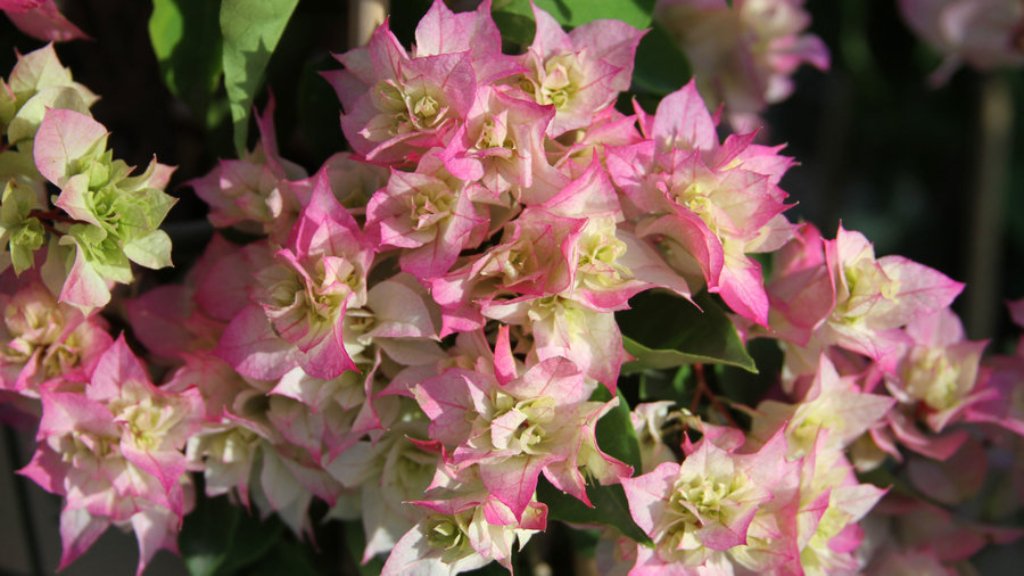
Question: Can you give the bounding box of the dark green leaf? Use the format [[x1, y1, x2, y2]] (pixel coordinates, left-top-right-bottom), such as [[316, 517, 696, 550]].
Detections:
[[179, 494, 284, 576], [535, 0, 654, 28], [491, 0, 654, 46], [148, 0, 223, 123], [490, 0, 536, 48], [617, 291, 757, 374], [592, 386, 642, 472], [247, 540, 319, 576], [537, 385, 649, 543], [631, 23, 691, 96], [566, 527, 602, 558], [715, 338, 782, 407], [537, 478, 651, 544], [220, 0, 298, 153], [638, 365, 691, 403], [342, 520, 384, 576]]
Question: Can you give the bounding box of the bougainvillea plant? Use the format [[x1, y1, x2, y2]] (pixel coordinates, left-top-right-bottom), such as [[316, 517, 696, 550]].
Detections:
[[1, 0, 1022, 574]]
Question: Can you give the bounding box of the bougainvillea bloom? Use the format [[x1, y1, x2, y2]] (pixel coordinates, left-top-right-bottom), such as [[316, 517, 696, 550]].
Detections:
[[655, 0, 829, 128], [608, 80, 795, 325], [899, 0, 1024, 84], [20, 336, 202, 574]]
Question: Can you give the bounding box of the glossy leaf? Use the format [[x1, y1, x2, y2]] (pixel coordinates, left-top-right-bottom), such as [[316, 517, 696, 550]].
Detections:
[[180, 494, 284, 576], [492, 0, 654, 45], [220, 0, 298, 153], [593, 386, 642, 472], [491, 0, 534, 46], [617, 291, 757, 374], [342, 520, 384, 576], [638, 365, 691, 403], [148, 0, 223, 122], [537, 386, 649, 543], [537, 479, 651, 544], [631, 22, 691, 96], [247, 540, 319, 576]]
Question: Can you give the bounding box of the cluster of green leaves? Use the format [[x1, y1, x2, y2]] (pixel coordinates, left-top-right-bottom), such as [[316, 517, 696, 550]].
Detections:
[[0, 45, 96, 275], [52, 133, 177, 289], [0, 180, 44, 274], [0, 43, 177, 309]]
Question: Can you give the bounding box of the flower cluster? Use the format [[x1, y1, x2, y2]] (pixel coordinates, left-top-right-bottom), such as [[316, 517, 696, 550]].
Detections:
[[0, 44, 180, 574], [654, 0, 830, 129], [899, 0, 1024, 84], [0, 2, 1021, 575]]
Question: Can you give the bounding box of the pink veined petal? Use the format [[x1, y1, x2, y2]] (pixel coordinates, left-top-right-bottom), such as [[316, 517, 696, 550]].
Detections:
[[876, 255, 964, 328], [57, 508, 109, 571], [38, 390, 116, 439], [716, 253, 769, 326], [621, 461, 680, 535], [652, 79, 718, 152], [529, 1, 574, 57], [34, 107, 107, 185], [298, 304, 357, 380], [5, 0, 89, 43], [215, 304, 300, 380], [568, 17, 647, 93], [493, 324, 517, 386], [124, 285, 195, 360], [53, 173, 100, 226], [18, 444, 68, 495], [119, 445, 188, 515], [130, 508, 179, 576], [478, 454, 553, 522], [59, 243, 112, 313], [89, 334, 152, 402]]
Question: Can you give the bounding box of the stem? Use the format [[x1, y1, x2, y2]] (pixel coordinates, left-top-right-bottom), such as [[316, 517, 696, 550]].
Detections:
[[348, 0, 389, 49], [693, 364, 738, 428], [29, 209, 75, 225], [965, 75, 1013, 339]]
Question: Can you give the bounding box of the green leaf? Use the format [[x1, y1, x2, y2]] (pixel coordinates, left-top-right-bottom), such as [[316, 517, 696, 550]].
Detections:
[[631, 22, 691, 96], [536, 386, 649, 543], [491, 0, 535, 46], [246, 540, 319, 576], [220, 0, 298, 153], [537, 478, 651, 544], [9, 218, 44, 274], [491, 0, 653, 46], [638, 365, 691, 403], [114, 187, 177, 236], [149, 0, 224, 122], [494, 0, 653, 29], [567, 527, 602, 558], [592, 387, 642, 472], [8, 86, 91, 144], [67, 226, 133, 284], [123, 229, 173, 269], [342, 520, 384, 576], [180, 494, 285, 576], [715, 338, 783, 407], [617, 291, 757, 374]]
